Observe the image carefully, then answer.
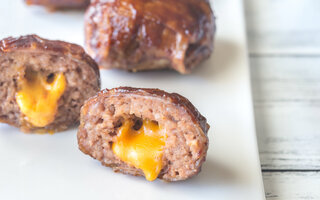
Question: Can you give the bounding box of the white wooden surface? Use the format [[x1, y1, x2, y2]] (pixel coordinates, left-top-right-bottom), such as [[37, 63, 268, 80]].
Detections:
[[263, 172, 320, 199], [245, 0, 320, 55], [244, 0, 320, 198]]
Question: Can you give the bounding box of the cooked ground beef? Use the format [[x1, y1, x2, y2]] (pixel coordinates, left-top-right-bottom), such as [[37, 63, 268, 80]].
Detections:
[[85, 0, 215, 74], [78, 87, 209, 181], [0, 35, 100, 132]]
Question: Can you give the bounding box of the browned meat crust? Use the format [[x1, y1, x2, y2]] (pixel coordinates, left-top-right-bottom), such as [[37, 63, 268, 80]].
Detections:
[[0, 35, 100, 79], [78, 87, 210, 181], [25, 0, 90, 9], [0, 34, 101, 132], [103, 87, 210, 133], [85, 0, 216, 74]]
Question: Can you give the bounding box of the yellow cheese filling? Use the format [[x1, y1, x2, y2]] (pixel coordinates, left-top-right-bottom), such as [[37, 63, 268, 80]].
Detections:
[[112, 119, 166, 181], [16, 71, 66, 127]]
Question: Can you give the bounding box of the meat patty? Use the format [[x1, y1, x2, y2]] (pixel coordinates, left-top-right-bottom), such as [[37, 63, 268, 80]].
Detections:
[[25, 0, 90, 9], [0, 35, 100, 133], [77, 87, 209, 181], [85, 0, 216, 74]]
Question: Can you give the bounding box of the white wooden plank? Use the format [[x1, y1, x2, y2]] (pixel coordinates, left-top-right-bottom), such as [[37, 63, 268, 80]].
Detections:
[[250, 57, 320, 170], [251, 56, 320, 101], [245, 0, 320, 198], [263, 172, 320, 199], [244, 0, 320, 54]]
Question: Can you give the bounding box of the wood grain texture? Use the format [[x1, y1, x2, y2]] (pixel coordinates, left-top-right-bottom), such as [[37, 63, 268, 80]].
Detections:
[[244, 0, 320, 198], [244, 0, 320, 55], [263, 172, 320, 199], [251, 57, 320, 170]]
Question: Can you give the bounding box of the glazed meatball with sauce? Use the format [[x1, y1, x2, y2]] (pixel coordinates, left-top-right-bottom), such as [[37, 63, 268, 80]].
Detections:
[[85, 0, 215, 74]]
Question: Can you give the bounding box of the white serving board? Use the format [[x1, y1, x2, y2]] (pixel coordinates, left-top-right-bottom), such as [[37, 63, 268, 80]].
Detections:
[[0, 0, 265, 199]]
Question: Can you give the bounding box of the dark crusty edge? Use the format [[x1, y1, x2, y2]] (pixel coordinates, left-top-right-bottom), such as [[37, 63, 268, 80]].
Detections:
[[0, 34, 100, 86], [87, 87, 210, 134]]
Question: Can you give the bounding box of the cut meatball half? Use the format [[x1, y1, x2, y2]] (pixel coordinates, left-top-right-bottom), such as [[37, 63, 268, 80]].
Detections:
[[77, 87, 209, 181], [25, 0, 90, 9], [0, 35, 100, 133]]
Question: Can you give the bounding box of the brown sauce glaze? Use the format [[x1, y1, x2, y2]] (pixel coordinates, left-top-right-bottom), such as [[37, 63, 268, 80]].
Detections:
[[85, 0, 215, 74]]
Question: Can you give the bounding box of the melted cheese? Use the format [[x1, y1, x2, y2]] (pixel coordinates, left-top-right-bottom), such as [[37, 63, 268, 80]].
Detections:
[[16, 71, 66, 127], [112, 119, 165, 181]]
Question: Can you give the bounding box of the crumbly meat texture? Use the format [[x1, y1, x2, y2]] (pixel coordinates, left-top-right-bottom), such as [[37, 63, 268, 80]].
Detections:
[[85, 0, 215, 74], [0, 35, 100, 132], [25, 0, 90, 9], [77, 87, 209, 181]]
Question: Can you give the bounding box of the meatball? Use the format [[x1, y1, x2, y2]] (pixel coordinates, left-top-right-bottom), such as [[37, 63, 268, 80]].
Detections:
[[77, 87, 209, 181], [0, 35, 100, 132], [85, 0, 215, 74]]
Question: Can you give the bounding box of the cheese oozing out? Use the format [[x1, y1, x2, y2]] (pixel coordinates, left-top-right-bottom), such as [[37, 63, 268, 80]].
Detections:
[[112, 119, 166, 181], [16, 71, 66, 127]]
